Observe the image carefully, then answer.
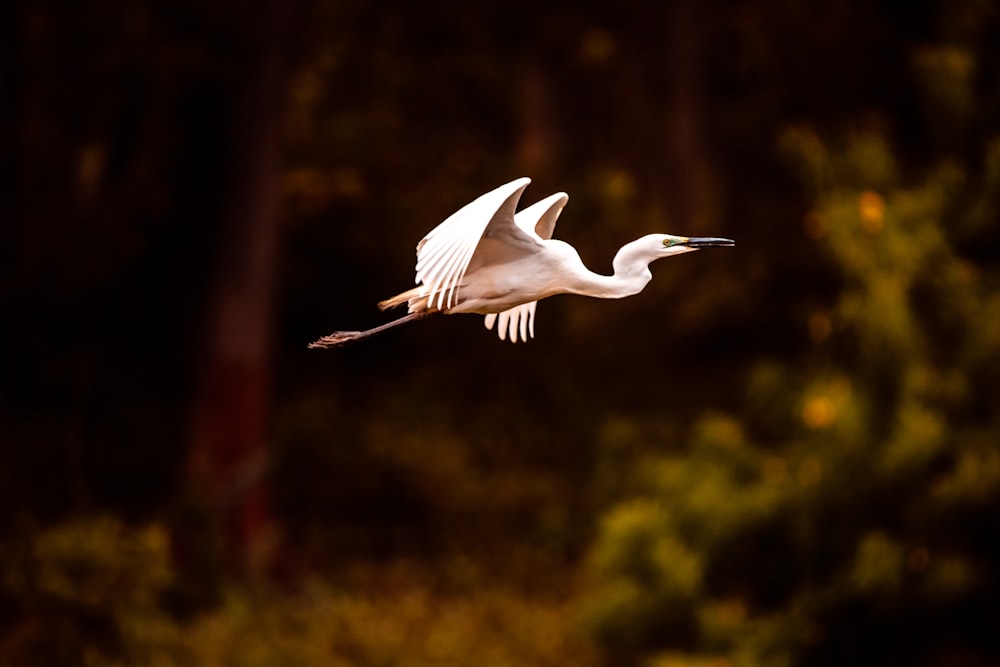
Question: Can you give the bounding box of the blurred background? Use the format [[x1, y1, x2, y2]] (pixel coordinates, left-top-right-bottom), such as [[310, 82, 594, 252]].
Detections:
[[4, 0, 1000, 664]]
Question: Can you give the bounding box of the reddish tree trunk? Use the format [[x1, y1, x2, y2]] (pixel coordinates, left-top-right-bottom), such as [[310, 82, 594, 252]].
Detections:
[[185, 0, 297, 580]]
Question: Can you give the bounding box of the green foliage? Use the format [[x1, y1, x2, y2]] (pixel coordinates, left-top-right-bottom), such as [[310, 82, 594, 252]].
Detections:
[[0, 518, 597, 666], [0, 517, 174, 666], [170, 578, 596, 667], [583, 122, 1000, 667], [582, 13, 1000, 660]]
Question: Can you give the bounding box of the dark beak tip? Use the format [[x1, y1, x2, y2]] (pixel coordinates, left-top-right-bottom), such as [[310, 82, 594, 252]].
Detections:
[[687, 237, 736, 248]]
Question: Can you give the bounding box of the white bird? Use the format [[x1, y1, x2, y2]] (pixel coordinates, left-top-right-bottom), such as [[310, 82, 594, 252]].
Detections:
[[309, 177, 733, 348]]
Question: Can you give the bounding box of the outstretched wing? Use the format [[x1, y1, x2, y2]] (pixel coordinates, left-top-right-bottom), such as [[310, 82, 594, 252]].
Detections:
[[415, 178, 532, 311], [484, 301, 537, 343], [514, 191, 568, 241], [483, 191, 569, 343]]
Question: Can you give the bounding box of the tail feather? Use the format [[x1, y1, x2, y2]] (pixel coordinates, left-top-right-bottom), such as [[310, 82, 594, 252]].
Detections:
[[378, 286, 430, 312]]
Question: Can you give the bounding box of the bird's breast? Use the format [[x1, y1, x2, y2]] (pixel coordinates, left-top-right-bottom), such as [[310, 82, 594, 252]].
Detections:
[[447, 257, 567, 314]]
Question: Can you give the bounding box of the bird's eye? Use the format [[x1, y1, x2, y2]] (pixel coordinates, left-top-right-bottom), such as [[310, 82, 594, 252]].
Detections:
[[662, 238, 674, 247]]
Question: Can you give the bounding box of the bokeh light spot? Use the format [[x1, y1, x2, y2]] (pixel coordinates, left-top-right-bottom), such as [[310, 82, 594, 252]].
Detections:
[[858, 190, 885, 234], [580, 29, 616, 64], [802, 396, 836, 429]]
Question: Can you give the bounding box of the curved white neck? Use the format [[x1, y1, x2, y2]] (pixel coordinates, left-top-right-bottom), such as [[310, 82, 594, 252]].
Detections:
[[566, 239, 655, 300]]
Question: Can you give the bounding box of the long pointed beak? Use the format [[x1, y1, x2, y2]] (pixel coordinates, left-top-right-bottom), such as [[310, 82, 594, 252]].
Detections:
[[683, 237, 735, 248]]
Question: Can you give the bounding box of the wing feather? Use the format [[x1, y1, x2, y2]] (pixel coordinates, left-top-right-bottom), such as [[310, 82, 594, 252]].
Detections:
[[479, 191, 567, 341], [498, 310, 510, 341], [513, 192, 568, 240], [483, 300, 537, 343], [415, 178, 532, 310]]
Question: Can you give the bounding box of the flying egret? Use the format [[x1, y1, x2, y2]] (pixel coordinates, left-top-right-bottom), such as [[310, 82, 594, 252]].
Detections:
[[308, 177, 734, 348]]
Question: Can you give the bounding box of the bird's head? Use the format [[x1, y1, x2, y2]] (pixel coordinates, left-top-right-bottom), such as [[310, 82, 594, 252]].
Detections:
[[613, 233, 736, 280], [652, 234, 735, 258]]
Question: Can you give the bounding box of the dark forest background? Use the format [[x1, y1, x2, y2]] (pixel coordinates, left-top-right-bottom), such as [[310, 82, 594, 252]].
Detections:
[[4, 0, 1000, 665]]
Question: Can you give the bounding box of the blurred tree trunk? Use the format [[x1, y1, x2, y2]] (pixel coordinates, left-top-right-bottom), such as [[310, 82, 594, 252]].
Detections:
[[517, 62, 554, 175], [184, 0, 298, 583], [662, 0, 712, 231]]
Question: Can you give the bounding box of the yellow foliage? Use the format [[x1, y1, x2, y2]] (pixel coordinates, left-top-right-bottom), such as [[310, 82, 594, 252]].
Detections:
[[879, 403, 946, 476], [140, 579, 597, 667], [850, 532, 903, 595], [23, 517, 171, 611]]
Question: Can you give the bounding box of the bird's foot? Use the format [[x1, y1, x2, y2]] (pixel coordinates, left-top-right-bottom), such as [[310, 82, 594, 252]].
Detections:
[[307, 331, 360, 348], [308, 312, 432, 349]]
